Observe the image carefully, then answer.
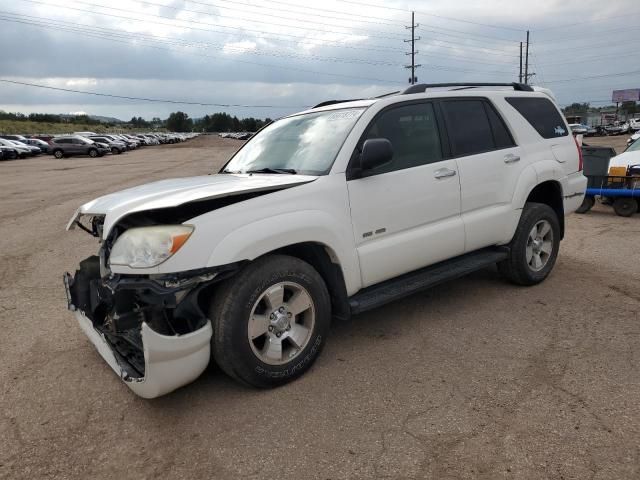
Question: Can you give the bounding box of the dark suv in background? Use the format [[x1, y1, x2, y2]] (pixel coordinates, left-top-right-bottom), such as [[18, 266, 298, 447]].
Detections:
[[50, 135, 110, 158]]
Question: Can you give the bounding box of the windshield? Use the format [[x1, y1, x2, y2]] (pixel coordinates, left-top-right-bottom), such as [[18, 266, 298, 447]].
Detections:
[[222, 107, 365, 175], [626, 139, 640, 152]]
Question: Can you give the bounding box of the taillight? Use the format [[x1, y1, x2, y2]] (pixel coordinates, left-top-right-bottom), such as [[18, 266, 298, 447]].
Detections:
[[574, 135, 583, 171]]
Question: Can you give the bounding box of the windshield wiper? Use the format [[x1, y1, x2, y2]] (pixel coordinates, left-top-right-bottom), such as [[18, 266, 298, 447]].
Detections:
[[245, 167, 298, 174]]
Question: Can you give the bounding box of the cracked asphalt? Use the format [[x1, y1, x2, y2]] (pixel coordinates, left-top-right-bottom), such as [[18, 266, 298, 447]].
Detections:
[[1, 135, 638, 479]]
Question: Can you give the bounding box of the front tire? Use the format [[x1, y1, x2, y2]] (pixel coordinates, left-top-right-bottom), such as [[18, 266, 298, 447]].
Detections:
[[88, 148, 98, 158], [209, 255, 331, 388], [498, 202, 561, 286]]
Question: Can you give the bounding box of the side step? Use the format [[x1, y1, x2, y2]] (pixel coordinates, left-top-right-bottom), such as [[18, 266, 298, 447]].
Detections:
[[349, 247, 509, 315]]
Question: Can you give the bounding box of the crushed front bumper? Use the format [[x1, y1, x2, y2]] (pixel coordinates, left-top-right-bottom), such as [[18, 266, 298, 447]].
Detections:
[[63, 257, 224, 398], [73, 308, 211, 398]]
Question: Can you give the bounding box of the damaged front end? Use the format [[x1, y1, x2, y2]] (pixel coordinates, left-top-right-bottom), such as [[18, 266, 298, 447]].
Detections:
[[64, 254, 234, 398]]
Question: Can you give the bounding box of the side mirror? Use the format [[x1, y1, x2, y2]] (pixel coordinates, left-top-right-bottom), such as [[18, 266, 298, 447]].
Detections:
[[360, 138, 393, 171]]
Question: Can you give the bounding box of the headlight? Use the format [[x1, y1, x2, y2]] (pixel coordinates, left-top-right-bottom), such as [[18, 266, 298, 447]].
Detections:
[[109, 225, 194, 268]]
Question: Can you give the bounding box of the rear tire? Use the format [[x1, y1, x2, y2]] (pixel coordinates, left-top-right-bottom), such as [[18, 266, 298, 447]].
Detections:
[[498, 202, 561, 286], [209, 255, 331, 388], [613, 197, 637, 217], [575, 195, 595, 214]]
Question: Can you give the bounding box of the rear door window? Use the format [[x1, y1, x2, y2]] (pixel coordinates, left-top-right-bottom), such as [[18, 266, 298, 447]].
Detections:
[[505, 97, 568, 139], [440, 100, 495, 157]]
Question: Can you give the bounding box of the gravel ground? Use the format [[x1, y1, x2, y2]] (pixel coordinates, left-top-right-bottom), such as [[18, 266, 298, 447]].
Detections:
[[1, 135, 638, 480]]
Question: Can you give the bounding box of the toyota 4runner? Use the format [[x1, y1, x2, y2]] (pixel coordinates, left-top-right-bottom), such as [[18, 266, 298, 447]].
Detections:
[[64, 83, 587, 398]]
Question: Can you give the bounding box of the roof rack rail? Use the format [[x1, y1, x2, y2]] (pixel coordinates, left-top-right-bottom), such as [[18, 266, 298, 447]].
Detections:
[[312, 99, 362, 109], [402, 82, 534, 95]]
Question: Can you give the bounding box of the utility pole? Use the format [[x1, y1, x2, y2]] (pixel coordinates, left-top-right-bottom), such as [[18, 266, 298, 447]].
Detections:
[[524, 30, 530, 84], [404, 11, 421, 84], [519, 42, 523, 83]]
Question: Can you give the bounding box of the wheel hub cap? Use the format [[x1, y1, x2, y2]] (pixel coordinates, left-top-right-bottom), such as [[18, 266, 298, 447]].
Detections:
[[270, 309, 290, 333], [526, 220, 554, 272], [248, 282, 315, 366]]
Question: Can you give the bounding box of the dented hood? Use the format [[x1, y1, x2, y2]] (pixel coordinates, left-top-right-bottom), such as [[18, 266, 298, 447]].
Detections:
[[68, 173, 317, 236]]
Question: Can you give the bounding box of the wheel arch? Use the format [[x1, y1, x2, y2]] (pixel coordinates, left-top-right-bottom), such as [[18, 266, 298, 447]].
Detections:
[[525, 180, 565, 238], [201, 241, 351, 322]]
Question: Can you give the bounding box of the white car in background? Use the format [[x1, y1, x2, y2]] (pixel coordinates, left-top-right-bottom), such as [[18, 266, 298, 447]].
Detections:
[[613, 136, 640, 169], [629, 118, 640, 132], [0, 138, 32, 158]]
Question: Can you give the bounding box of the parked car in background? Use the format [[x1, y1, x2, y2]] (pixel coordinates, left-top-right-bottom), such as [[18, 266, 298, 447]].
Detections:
[[32, 134, 55, 143], [0, 145, 19, 160], [9, 140, 41, 156], [50, 135, 109, 158], [605, 122, 630, 135], [87, 135, 127, 154], [123, 134, 143, 147], [23, 138, 51, 154], [627, 131, 640, 146], [629, 118, 640, 132], [569, 123, 588, 135], [0, 134, 29, 142], [0, 138, 32, 158]]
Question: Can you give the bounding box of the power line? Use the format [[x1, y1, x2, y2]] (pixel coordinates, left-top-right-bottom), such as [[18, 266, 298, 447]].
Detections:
[[334, 0, 525, 32], [534, 11, 640, 32], [17, 0, 404, 52], [186, 0, 407, 28], [419, 39, 520, 57], [533, 24, 640, 44], [205, 0, 407, 27], [0, 16, 403, 84], [536, 49, 640, 67], [0, 14, 404, 67], [56, 0, 408, 41], [416, 25, 520, 44], [543, 69, 640, 84], [0, 78, 309, 108], [0, 12, 518, 76]]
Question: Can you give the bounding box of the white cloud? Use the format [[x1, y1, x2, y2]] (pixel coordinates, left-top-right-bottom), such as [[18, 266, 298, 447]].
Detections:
[[222, 40, 258, 55]]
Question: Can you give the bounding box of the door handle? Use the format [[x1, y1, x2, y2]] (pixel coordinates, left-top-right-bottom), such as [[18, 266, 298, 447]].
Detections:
[[504, 153, 520, 164], [434, 168, 457, 179]]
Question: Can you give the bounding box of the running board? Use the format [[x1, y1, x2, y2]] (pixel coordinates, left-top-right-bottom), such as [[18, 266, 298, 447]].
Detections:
[[349, 248, 509, 315]]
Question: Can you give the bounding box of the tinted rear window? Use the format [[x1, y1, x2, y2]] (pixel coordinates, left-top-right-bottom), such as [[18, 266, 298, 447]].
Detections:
[[441, 100, 495, 156], [506, 97, 568, 139], [485, 103, 515, 149]]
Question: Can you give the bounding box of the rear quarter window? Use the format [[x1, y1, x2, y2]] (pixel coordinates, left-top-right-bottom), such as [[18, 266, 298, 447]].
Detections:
[[506, 97, 568, 139]]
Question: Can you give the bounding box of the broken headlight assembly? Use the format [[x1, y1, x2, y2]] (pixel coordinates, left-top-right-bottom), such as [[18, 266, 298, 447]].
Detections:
[[109, 225, 194, 268]]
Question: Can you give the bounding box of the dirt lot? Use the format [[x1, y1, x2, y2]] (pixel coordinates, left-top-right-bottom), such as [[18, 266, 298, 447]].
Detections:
[[1, 135, 638, 480]]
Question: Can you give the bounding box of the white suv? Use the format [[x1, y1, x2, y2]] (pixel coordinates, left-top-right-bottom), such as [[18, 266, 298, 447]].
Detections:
[[64, 83, 587, 398]]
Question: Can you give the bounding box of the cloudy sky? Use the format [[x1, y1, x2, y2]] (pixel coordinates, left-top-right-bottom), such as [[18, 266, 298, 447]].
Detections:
[[0, 0, 638, 121]]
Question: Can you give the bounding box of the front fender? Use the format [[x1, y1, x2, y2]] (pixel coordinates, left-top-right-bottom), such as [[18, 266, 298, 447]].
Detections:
[[207, 210, 362, 295]]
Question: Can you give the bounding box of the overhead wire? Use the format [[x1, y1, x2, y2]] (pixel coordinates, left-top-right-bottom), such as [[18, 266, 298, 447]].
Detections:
[[0, 78, 310, 108]]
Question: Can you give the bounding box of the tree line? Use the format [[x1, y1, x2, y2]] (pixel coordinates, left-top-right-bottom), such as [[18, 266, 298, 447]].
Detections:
[[562, 101, 638, 118], [166, 111, 272, 133], [0, 109, 274, 133], [0, 111, 104, 125]]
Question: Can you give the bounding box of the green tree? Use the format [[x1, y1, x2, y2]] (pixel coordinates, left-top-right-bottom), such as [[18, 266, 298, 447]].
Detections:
[[166, 111, 193, 132]]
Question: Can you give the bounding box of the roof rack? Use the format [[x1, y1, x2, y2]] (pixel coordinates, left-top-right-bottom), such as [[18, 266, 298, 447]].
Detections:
[[312, 99, 363, 108], [402, 82, 534, 95]]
